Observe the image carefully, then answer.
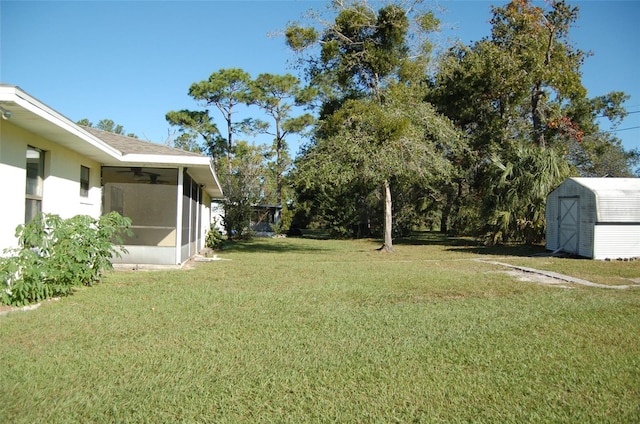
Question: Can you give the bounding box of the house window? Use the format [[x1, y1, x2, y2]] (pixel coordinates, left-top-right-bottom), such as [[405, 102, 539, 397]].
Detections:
[[80, 166, 90, 197], [25, 146, 44, 222]]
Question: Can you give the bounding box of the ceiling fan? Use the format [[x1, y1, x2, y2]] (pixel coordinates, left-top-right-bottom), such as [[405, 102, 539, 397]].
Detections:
[[116, 167, 169, 184]]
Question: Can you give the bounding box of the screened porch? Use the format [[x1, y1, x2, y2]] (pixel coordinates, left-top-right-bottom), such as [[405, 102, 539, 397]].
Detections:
[[102, 166, 209, 265]]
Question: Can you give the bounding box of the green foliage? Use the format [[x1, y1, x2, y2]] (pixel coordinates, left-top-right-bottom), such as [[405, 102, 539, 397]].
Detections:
[[0, 212, 131, 306], [249, 73, 315, 205], [170, 68, 315, 237], [287, 0, 453, 250], [187, 68, 255, 177], [429, 0, 636, 241], [292, 88, 460, 240], [285, 25, 318, 51], [77, 118, 138, 138], [218, 142, 271, 239], [478, 143, 570, 244], [165, 109, 224, 156], [318, 2, 411, 95], [273, 202, 292, 235], [205, 221, 225, 250]]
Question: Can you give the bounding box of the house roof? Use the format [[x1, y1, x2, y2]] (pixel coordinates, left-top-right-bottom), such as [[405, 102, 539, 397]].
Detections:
[[81, 126, 203, 157], [0, 84, 223, 198]]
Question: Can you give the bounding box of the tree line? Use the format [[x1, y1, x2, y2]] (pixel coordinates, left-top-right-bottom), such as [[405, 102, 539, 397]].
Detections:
[[92, 0, 640, 246], [287, 0, 637, 249]]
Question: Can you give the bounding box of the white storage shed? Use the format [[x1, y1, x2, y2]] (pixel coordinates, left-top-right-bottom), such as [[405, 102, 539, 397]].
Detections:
[[546, 178, 640, 259]]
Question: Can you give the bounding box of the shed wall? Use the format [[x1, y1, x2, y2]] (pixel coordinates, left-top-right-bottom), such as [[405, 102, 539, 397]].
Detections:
[[593, 225, 640, 260], [545, 179, 597, 257], [547, 178, 640, 259]]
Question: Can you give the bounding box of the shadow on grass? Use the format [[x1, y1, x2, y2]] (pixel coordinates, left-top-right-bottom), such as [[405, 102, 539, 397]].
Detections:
[[222, 231, 548, 257], [395, 231, 548, 258], [220, 236, 331, 254], [446, 244, 548, 257]]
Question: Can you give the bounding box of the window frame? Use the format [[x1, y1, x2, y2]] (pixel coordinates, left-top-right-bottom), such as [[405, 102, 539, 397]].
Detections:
[[25, 146, 45, 222], [80, 165, 90, 197]]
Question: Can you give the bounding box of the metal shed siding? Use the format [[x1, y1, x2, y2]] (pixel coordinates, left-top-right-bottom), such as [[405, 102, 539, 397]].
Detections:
[[596, 195, 640, 222], [545, 194, 558, 251], [546, 178, 640, 259], [545, 179, 597, 257], [593, 226, 640, 260]]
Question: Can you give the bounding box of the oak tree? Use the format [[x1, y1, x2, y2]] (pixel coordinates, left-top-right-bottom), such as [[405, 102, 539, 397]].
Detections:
[[287, 0, 453, 251]]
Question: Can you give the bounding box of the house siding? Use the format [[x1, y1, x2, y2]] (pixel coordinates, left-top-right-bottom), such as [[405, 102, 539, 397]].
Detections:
[[1, 85, 223, 265], [1, 121, 101, 251], [0, 122, 27, 251]]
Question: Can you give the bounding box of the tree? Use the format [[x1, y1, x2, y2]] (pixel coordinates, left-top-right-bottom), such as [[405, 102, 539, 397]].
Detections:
[[478, 142, 571, 244], [188, 68, 253, 177], [218, 141, 272, 238], [490, 0, 587, 149], [168, 68, 263, 237], [562, 91, 638, 177], [287, 0, 451, 251], [430, 0, 635, 243], [165, 110, 224, 158], [77, 118, 138, 138], [249, 73, 314, 207]]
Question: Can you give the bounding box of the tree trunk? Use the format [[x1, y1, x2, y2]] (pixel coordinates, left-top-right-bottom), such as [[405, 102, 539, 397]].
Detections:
[[275, 119, 283, 207], [440, 193, 452, 234], [226, 117, 233, 176], [381, 179, 394, 252], [531, 83, 546, 149]]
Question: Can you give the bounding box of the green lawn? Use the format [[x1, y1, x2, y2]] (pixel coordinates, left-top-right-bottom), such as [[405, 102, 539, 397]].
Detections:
[[1, 235, 639, 423]]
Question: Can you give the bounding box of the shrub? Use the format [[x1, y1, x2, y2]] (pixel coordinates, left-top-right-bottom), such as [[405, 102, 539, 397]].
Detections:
[[205, 220, 225, 250], [0, 212, 132, 306]]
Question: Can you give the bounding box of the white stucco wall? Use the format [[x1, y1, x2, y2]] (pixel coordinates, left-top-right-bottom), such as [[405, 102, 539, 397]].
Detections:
[[0, 121, 102, 251]]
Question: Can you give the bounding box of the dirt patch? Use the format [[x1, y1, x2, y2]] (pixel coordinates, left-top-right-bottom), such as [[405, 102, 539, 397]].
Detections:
[[0, 302, 41, 316], [0, 298, 60, 317], [0, 303, 16, 315]]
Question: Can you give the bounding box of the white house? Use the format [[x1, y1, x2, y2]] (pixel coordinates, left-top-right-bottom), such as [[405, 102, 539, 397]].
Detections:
[[0, 84, 223, 265], [545, 177, 640, 260]]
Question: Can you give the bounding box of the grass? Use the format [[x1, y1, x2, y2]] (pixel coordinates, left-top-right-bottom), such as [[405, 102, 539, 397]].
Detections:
[[1, 234, 639, 423]]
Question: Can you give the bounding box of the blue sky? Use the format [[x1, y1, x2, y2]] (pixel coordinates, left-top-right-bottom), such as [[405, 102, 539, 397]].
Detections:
[[1, 0, 638, 157]]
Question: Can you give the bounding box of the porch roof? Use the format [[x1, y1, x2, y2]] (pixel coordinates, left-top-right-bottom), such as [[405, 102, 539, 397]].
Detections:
[[0, 84, 223, 198]]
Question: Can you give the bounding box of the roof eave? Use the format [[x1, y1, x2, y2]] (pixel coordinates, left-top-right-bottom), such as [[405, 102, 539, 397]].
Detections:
[[0, 85, 124, 162]]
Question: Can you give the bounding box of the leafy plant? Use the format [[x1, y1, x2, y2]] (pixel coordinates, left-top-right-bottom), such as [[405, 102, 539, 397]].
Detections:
[[1, 212, 132, 306], [205, 220, 225, 250]]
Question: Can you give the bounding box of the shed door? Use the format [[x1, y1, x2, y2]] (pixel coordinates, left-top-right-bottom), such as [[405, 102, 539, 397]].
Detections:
[[558, 197, 579, 254]]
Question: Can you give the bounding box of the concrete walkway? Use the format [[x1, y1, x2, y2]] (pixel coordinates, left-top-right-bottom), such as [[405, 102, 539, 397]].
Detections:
[[476, 259, 640, 290]]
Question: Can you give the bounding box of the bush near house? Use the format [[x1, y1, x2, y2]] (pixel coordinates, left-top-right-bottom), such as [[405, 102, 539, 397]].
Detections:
[[0, 212, 131, 306], [205, 221, 225, 250]]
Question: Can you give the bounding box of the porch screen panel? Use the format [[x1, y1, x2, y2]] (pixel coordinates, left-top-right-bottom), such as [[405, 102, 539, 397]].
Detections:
[[102, 167, 178, 246], [181, 171, 192, 262], [190, 177, 198, 251]]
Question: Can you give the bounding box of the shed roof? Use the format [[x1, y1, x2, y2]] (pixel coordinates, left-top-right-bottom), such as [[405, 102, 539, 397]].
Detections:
[[570, 177, 640, 222], [571, 177, 640, 194]]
